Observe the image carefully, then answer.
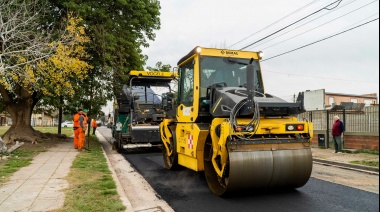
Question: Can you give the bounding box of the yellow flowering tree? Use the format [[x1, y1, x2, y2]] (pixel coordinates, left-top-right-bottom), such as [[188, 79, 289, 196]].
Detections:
[[0, 1, 91, 144]]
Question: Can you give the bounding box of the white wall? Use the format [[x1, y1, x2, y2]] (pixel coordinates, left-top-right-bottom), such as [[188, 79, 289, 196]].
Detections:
[[304, 89, 325, 111]]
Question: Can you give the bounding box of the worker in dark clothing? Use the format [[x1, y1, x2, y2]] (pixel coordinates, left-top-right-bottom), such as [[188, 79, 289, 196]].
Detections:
[[78, 109, 88, 151]]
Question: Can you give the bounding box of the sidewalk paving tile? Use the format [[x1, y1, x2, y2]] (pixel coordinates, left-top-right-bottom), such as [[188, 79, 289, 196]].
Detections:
[[0, 141, 78, 212]]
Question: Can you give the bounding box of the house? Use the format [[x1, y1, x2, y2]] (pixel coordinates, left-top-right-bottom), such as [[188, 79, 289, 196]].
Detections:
[[325, 92, 377, 109], [300, 89, 379, 151], [0, 113, 11, 126], [1, 111, 59, 127], [31, 112, 58, 127], [304, 89, 378, 111]]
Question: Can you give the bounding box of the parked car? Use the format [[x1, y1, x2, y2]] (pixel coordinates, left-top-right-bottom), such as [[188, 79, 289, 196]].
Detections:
[[61, 121, 74, 128]]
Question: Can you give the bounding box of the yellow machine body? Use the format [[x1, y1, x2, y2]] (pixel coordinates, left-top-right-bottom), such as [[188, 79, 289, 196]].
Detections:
[[160, 47, 313, 196], [129, 70, 178, 78]]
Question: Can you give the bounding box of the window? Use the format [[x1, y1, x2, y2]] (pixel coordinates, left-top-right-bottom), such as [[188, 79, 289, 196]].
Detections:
[[199, 56, 263, 99], [179, 61, 194, 106], [351, 99, 358, 103], [329, 97, 335, 105], [364, 100, 373, 106]]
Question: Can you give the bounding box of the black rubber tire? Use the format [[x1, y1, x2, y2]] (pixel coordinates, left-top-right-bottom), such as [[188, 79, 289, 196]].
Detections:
[[162, 128, 179, 170]]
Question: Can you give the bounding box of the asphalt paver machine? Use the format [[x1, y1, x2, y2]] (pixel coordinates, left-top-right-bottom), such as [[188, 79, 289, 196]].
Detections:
[[113, 70, 177, 152]]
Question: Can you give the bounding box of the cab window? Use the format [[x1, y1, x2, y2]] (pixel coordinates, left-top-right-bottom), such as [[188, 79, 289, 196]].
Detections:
[[179, 61, 194, 107]]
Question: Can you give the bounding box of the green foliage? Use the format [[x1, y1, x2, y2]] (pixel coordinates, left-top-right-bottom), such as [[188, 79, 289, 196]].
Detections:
[[0, 1, 93, 142], [1, 0, 161, 142], [49, 0, 162, 117], [147, 61, 172, 72]]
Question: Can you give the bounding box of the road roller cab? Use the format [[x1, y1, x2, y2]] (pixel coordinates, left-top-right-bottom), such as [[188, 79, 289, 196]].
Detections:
[[160, 47, 314, 196]]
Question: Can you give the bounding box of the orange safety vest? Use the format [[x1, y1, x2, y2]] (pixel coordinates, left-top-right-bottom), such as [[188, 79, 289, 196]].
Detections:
[[92, 119, 97, 128], [83, 115, 88, 128], [73, 113, 81, 127]]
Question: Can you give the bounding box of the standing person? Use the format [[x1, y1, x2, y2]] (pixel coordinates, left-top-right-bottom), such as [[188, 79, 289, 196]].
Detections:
[[73, 109, 83, 149], [78, 109, 89, 151], [332, 116, 345, 153], [92, 119, 98, 135]]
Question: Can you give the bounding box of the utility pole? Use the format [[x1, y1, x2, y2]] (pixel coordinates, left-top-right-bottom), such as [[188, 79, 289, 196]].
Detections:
[[58, 96, 63, 135]]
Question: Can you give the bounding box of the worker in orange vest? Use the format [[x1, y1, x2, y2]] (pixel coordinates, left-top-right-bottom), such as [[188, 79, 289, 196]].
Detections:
[[73, 109, 83, 149], [78, 109, 89, 151], [91, 119, 98, 135]]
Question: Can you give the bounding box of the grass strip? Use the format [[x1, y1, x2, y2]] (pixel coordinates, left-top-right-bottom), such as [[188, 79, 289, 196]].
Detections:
[[52, 136, 125, 212], [350, 160, 379, 167], [353, 149, 379, 155], [0, 149, 44, 184]]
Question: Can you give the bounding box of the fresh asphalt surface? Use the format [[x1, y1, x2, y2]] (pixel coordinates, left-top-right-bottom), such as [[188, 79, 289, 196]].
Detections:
[[98, 127, 379, 212]]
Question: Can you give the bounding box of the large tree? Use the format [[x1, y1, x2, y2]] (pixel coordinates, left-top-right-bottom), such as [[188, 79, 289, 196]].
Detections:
[[147, 61, 172, 72], [0, 0, 92, 143], [0, 0, 162, 143], [50, 0, 161, 116]]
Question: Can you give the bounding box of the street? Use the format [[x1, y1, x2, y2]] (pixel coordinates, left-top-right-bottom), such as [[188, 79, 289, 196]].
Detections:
[[98, 127, 379, 212]]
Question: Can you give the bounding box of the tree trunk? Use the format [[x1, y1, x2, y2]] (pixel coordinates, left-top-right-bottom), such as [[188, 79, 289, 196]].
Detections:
[[0, 85, 40, 144], [3, 107, 40, 144]]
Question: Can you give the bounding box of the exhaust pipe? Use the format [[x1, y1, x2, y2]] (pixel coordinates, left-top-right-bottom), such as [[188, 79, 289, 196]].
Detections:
[[246, 58, 255, 113]]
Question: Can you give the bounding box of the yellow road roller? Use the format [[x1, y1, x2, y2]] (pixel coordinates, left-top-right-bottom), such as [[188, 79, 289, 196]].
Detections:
[[160, 47, 313, 196]]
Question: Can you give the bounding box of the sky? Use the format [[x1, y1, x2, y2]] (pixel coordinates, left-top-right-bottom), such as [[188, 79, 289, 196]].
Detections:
[[103, 0, 379, 114]]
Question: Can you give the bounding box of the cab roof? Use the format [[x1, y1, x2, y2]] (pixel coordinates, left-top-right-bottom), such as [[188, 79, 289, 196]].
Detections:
[[177, 46, 261, 66], [128, 70, 177, 87]]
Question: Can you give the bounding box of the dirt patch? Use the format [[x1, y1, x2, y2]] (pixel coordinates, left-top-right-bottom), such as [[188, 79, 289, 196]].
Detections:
[[0, 134, 72, 184], [12, 134, 71, 152]]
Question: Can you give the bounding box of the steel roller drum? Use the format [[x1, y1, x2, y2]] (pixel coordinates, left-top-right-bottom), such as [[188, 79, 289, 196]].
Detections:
[[205, 148, 313, 196]]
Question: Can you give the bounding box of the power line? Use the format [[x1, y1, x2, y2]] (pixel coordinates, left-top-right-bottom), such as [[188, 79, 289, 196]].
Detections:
[[261, 18, 379, 61], [260, 2, 379, 51], [247, 0, 362, 50], [228, 0, 323, 48], [240, 0, 344, 50]]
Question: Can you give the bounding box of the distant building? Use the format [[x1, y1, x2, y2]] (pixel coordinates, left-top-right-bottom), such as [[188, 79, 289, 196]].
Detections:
[[0, 113, 11, 126], [304, 89, 378, 111], [325, 92, 377, 108], [1, 111, 59, 127], [31, 112, 58, 127]]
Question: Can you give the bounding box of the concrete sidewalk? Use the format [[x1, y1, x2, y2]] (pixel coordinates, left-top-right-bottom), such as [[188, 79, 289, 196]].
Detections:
[[0, 141, 78, 212], [0, 136, 378, 211]]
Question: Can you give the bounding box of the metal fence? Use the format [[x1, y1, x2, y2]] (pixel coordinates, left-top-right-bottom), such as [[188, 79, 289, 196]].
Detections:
[[298, 105, 379, 133]]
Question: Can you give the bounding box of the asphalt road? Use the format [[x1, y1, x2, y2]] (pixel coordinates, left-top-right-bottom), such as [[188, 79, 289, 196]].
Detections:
[[98, 127, 379, 212]]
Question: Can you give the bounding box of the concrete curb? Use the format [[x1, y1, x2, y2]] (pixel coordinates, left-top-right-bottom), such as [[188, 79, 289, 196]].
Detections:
[[313, 158, 379, 175], [96, 131, 174, 212], [96, 132, 134, 212]]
